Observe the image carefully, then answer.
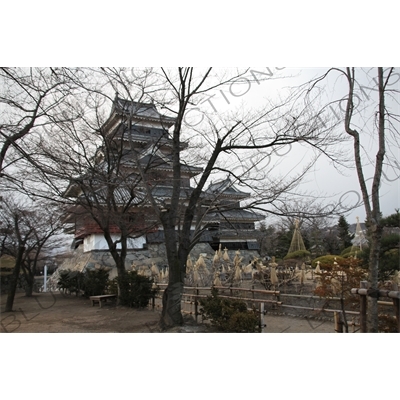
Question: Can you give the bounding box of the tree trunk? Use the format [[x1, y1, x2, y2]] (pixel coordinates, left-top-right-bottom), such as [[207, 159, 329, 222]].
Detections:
[[160, 226, 187, 330], [110, 250, 129, 304], [104, 232, 129, 303], [366, 67, 386, 333], [367, 226, 382, 332], [340, 296, 349, 333], [160, 282, 184, 329], [23, 268, 34, 297], [25, 282, 33, 297], [344, 67, 387, 333], [5, 246, 25, 312]]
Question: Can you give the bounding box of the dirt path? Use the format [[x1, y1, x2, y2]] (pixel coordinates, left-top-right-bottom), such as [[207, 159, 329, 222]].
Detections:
[[1, 292, 161, 333], [1, 292, 336, 333], [262, 314, 334, 333]]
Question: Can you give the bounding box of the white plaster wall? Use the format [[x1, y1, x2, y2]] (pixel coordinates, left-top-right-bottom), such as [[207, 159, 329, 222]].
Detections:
[[83, 234, 146, 252]]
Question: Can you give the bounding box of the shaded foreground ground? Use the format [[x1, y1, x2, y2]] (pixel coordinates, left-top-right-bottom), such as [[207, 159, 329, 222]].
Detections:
[[1, 292, 336, 333]]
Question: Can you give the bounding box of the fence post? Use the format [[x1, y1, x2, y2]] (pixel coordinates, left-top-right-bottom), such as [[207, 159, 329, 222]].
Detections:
[[271, 289, 279, 310], [360, 281, 368, 333], [334, 312, 343, 333], [393, 298, 400, 333], [194, 286, 199, 323], [392, 283, 400, 333], [151, 283, 159, 310], [259, 302, 265, 332]]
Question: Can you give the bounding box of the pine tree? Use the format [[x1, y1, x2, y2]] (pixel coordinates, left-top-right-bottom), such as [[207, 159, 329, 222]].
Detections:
[[337, 215, 354, 251]]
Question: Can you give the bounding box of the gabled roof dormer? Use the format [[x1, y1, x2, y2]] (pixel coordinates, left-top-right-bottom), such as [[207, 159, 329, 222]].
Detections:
[[206, 177, 250, 200], [106, 95, 176, 131]]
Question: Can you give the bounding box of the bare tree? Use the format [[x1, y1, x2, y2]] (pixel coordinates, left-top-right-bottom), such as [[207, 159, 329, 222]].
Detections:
[[304, 67, 400, 332], [24, 94, 161, 302], [1, 68, 168, 304], [0, 195, 63, 310], [98, 67, 344, 328], [0, 68, 82, 180]]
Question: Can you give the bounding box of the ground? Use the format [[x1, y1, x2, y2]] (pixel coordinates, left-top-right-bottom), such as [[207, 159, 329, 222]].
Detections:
[[1, 291, 337, 333]]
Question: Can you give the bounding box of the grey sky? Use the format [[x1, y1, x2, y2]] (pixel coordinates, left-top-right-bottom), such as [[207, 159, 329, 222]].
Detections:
[[182, 67, 399, 224]]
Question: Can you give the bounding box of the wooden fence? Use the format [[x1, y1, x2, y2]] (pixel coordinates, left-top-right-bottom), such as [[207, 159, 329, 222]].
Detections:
[[151, 284, 281, 328], [351, 281, 400, 333], [150, 283, 399, 332]]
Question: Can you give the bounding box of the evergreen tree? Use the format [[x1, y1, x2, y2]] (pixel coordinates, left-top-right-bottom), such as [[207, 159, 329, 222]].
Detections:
[[337, 215, 354, 251], [381, 210, 400, 228], [275, 227, 293, 259]]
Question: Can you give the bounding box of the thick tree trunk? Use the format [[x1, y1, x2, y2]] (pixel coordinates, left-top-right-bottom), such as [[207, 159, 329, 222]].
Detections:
[[5, 268, 20, 312], [367, 226, 382, 332], [25, 283, 33, 297], [344, 67, 387, 333], [160, 282, 184, 329], [104, 231, 129, 303], [366, 68, 385, 333], [5, 247, 25, 312], [110, 250, 128, 304], [159, 226, 187, 330], [23, 269, 34, 297]]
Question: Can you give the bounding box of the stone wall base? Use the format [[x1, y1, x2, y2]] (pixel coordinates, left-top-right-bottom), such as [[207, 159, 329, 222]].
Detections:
[[47, 243, 261, 290]]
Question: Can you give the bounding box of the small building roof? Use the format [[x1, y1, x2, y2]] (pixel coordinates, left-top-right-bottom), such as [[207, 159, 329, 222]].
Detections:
[[204, 209, 265, 223], [206, 177, 249, 199], [135, 149, 203, 176], [112, 97, 176, 128]]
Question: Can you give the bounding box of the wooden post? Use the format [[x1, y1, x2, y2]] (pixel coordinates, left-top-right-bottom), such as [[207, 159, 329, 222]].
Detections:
[[272, 290, 280, 310], [194, 286, 199, 323], [393, 283, 400, 333], [360, 281, 368, 333], [259, 302, 265, 332], [393, 297, 400, 333], [351, 317, 356, 333], [334, 312, 343, 333]]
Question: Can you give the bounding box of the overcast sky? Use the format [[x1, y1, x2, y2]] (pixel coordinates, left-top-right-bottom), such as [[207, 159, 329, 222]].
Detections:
[[185, 67, 399, 225]]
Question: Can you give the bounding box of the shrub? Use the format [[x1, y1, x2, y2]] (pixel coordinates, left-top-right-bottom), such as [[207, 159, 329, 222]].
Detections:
[[340, 246, 353, 256], [199, 288, 260, 333], [311, 255, 345, 268], [57, 270, 84, 294], [378, 314, 398, 333], [82, 269, 109, 297], [57, 269, 110, 297], [284, 250, 311, 260], [114, 271, 156, 308], [340, 246, 362, 259], [342, 251, 360, 259]]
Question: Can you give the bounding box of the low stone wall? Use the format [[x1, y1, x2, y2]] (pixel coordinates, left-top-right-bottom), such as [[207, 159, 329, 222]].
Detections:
[[46, 243, 261, 289], [264, 292, 363, 326]]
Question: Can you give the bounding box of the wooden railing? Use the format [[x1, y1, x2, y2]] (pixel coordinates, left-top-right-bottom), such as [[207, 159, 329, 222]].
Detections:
[[351, 281, 400, 333], [152, 284, 281, 326], [151, 283, 400, 332]]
